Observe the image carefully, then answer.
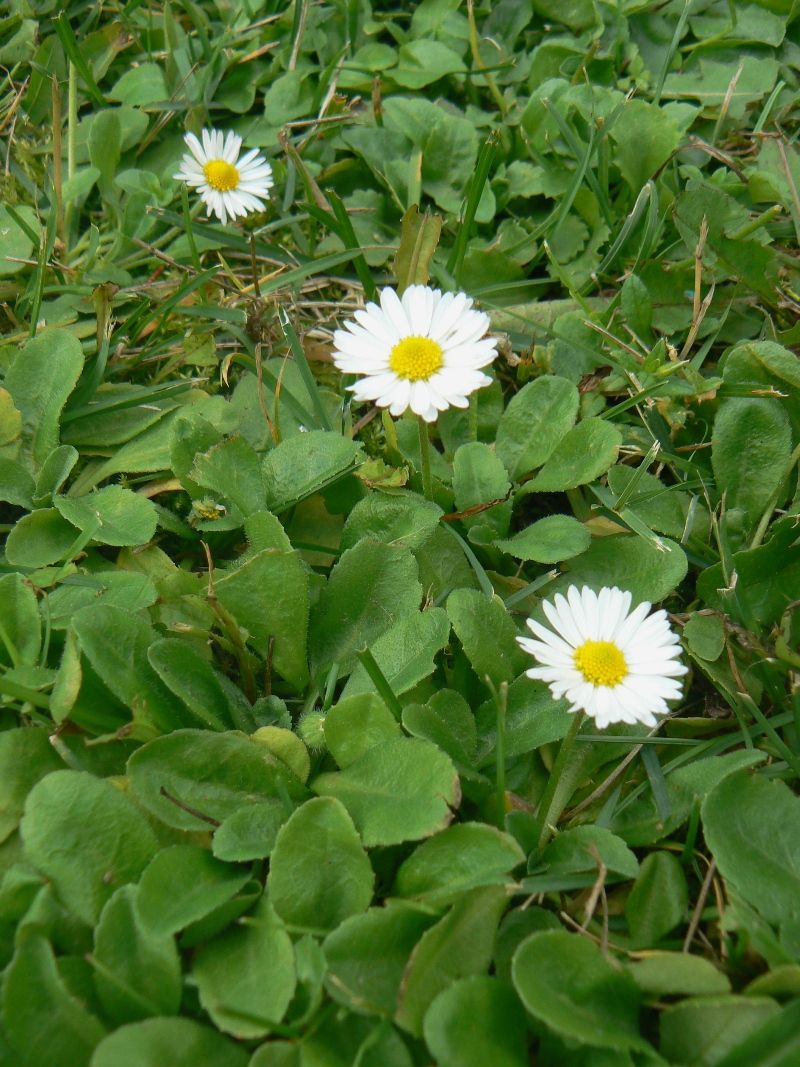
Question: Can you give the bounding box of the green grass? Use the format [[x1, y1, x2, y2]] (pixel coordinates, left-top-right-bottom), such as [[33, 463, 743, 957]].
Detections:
[[1, 1, 800, 1065]]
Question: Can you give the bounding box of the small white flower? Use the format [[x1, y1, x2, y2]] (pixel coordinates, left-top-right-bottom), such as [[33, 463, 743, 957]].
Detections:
[[517, 585, 688, 729], [332, 284, 497, 423], [174, 128, 273, 225]]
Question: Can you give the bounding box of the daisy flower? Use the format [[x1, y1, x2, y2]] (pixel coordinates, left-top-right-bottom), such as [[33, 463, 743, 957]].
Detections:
[[517, 585, 688, 729], [174, 129, 273, 225], [332, 284, 497, 423]]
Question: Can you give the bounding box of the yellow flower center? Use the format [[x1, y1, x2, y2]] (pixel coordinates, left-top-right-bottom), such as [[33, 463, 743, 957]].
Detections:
[[389, 336, 443, 381], [203, 159, 240, 191], [574, 640, 628, 687]]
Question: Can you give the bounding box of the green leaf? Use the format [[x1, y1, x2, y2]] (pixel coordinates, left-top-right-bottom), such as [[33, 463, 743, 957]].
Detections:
[[452, 442, 511, 536], [190, 435, 265, 519], [33, 444, 79, 504], [0, 457, 35, 507], [193, 896, 296, 1038], [93, 885, 181, 1023], [252, 726, 310, 784], [394, 823, 524, 906], [20, 770, 158, 925], [216, 548, 310, 690], [531, 0, 598, 32], [696, 517, 800, 627], [47, 572, 157, 630], [136, 845, 252, 937], [660, 996, 781, 1067], [310, 541, 422, 676], [72, 604, 181, 734], [0, 204, 37, 277], [263, 431, 361, 514], [610, 100, 688, 193], [340, 492, 442, 553], [512, 930, 647, 1052], [212, 800, 288, 862], [673, 179, 779, 300], [496, 514, 591, 563], [714, 1000, 800, 1067], [340, 608, 450, 700], [626, 953, 730, 997], [393, 205, 443, 292], [147, 639, 236, 731], [296, 1011, 414, 1067], [312, 737, 459, 847], [626, 852, 688, 948], [5, 508, 80, 568], [423, 976, 529, 1067], [474, 677, 570, 764], [396, 886, 508, 1037], [0, 728, 63, 843], [702, 771, 800, 928], [540, 825, 639, 880], [108, 62, 167, 106], [0, 573, 41, 667], [712, 399, 791, 529], [88, 109, 121, 197], [54, 486, 158, 547], [722, 339, 800, 399], [263, 69, 315, 125], [0, 387, 22, 445], [392, 40, 466, 89], [683, 613, 726, 662], [662, 56, 779, 115], [4, 329, 83, 472], [127, 730, 307, 832], [558, 534, 688, 605], [607, 464, 693, 539], [90, 1018, 248, 1067], [1, 935, 105, 1067], [324, 694, 402, 769], [447, 589, 527, 687], [609, 750, 766, 847], [323, 901, 438, 1016], [402, 689, 477, 768], [495, 376, 579, 481], [268, 797, 374, 932], [527, 418, 622, 492]]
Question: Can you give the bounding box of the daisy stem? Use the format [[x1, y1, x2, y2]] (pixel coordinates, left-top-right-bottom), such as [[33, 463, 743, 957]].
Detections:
[[180, 185, 202, 274], [357, 648, 403, 722], [417, 416, 433, 500], [536, 712, 584, 852], [489, 678, 508, 828], [468, 393, 478, 442]]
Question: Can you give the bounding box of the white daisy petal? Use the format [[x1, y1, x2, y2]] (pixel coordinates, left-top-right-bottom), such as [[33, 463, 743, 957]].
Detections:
[[330, 284, 497, 422], [519, 584, 686, 729], [174, 127, 272, 225], [380, 286, 413, 337]]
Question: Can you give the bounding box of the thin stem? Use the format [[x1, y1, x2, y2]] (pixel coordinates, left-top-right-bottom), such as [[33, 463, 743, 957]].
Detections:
[[181, 184, 202, 274], [417, 415, 433, 500], [0, 674, 51, 711], [64, 62, 77, 243], [468, 393, 479, 442], [51, 75, 64, 248], [466, 0, 507, 116], [490, 678, 508, 829], [322, 662, 339, 712], [537, 712, 584, 851], [357, 648, 403, 721]]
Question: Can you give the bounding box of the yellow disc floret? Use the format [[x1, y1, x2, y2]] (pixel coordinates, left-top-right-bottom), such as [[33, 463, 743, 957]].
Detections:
[[203, 159, 240, 191], [574, 640, 628, 687], [389, 336, 444, 381]]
